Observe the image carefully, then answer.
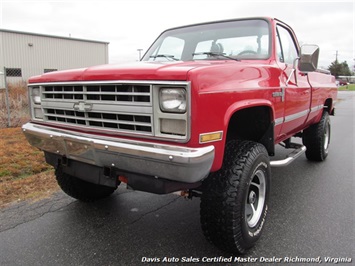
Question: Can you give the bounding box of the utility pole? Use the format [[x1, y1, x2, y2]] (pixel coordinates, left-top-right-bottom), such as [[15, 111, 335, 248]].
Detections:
[[335, 50, 339, 62]]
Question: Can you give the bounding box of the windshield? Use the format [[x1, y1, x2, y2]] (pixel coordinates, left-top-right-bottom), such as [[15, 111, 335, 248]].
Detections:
[[142, 19, 270, 62]]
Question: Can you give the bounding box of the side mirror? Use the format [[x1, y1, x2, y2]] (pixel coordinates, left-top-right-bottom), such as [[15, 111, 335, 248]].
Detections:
[[298, 44, 319, 72]]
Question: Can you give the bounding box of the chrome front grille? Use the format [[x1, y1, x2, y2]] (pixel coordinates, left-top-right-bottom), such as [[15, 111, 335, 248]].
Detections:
[[45, 109, 152, 133], [38, 83, 153, 135], [43, 84, 151, 103]]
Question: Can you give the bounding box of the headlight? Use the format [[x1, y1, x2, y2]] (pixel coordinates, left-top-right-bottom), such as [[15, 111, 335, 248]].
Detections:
[[31, 87, 41, 105], [159, 88, 186, 113]]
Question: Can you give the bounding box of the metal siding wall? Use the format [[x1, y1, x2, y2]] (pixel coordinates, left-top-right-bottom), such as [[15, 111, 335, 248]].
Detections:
[[0, 30, 108, 82]]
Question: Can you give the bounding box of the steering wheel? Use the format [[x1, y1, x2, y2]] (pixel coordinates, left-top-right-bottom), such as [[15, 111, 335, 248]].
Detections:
[[237, 50, 258, 56]]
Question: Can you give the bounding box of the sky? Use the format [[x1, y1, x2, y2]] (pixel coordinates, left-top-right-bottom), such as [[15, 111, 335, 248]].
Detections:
[[0, 0, 354, 70]]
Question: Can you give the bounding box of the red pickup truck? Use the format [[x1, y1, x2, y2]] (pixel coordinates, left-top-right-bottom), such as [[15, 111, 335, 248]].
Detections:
[[23, 17, 337, 254]]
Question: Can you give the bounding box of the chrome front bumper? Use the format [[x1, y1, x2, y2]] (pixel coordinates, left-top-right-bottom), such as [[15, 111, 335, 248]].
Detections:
[[22, 123, 214, 183]]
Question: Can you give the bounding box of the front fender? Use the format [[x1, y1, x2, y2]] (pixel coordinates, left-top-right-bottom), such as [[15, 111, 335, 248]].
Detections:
[[224, 99, 275, 127], [208, 99, 275, 172]]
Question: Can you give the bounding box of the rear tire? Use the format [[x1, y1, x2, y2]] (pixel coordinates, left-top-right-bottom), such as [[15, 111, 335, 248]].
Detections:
[[200, 140, 270, 254], [55, 167, 117, 202], [303, 111, 331, 161]]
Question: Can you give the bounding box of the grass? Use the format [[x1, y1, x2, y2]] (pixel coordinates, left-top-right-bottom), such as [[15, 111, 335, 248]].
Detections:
[[0, 127, 58, 208], [0, 83, 57, 207], [0, 82, 30, 128], [338, 84, 355, 91]]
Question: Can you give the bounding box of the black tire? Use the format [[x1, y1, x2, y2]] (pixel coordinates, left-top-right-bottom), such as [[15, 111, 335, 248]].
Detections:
[[200, 140, 270, 254], [302, 111, 331, 161], [55, 167, 117, 202]]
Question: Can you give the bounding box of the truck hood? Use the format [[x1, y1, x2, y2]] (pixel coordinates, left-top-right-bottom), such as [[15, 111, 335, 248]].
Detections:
[[29, 61, 235, 83]]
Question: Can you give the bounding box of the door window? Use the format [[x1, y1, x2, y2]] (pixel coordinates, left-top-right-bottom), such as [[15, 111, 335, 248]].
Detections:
[[276, 26, 298, 65]]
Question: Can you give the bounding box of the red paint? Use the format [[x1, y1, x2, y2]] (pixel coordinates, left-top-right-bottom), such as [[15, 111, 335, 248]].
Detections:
[[29, 18, 337, 173]]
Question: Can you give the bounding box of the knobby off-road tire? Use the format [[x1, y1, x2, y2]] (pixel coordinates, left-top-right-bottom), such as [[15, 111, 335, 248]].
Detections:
[[55, 167, 117, 202], [200, 140, 271, 254], [303, 111, 331, 161]]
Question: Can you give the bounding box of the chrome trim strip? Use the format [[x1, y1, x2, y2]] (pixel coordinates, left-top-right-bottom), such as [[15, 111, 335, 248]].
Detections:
[[284, 109, 309, 123], [310, 104, 324, 113], [274, 104, 324, 125], [274, 117, 284, 126], [22, 122, 214, 183]]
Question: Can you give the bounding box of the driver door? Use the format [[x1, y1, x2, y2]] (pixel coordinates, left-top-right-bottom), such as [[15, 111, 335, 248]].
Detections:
[[276, 25, 311, 139]]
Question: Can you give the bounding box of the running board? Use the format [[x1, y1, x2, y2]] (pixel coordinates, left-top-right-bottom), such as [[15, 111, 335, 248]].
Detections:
[[270, 144, 306, 167]]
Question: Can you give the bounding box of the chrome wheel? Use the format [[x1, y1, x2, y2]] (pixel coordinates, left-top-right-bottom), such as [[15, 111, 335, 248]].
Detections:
[[201, 140, 270, 254], [324, 121, 330, 151], [245, 169, 266, 228]]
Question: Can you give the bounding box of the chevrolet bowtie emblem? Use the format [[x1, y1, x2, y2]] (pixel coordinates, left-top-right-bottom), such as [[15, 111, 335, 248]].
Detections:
[[73, 101, 93, 112]]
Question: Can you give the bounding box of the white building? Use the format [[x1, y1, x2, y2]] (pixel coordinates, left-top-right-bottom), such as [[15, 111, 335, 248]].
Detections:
[[0, 29, 109, 87]]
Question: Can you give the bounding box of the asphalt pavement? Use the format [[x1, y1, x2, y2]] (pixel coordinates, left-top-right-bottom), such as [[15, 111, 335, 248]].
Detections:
[[1, 91, 354, 266]]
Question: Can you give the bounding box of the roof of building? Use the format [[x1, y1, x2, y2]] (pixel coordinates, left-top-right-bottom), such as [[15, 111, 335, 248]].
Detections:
[[0, 28, 109, 44]]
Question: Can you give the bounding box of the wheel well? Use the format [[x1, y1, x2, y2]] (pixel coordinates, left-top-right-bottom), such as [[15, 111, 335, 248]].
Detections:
[[226, 106, 275, 155], [324, 98, 334, 115]]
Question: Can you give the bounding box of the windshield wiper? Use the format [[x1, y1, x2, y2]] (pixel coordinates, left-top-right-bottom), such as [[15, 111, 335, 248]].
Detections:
[[149, 54, 179, 61], [192, 52, 240, 61]]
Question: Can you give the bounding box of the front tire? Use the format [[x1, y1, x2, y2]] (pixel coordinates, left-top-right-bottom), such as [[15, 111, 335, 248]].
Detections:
[[200, 140, 270, 254], [55, 167, 117, 202], [303, 111, 331, 161]]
